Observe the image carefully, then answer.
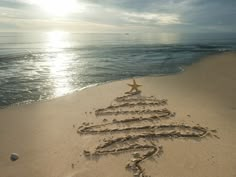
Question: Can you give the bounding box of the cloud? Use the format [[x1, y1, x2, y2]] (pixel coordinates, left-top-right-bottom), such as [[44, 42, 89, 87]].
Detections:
[[123, 12, 182, 25], [0, 0, 235, 32], [80, 0, 236, 25]]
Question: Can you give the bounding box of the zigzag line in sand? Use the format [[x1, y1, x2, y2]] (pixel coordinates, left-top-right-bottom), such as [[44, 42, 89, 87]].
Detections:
[[78, 114, 174, 134], [79, 122, 207, 135], [95, 108, 172, 117], [78, 93, 216, 177], [81, 125, 211, 177], [115, 95, 164, 103], [95, 100, 168, 114]]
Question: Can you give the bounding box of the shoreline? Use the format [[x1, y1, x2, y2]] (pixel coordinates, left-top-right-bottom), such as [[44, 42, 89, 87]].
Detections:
[[0, 52, 236, 177], [1, 51, 234, 110]]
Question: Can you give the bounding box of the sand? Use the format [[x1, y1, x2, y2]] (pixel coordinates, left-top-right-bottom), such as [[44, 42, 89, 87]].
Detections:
[[0, 52, 235, 177]]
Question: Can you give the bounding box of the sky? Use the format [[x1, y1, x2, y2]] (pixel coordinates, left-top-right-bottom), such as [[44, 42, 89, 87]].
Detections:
[[0, 0, 235, 33]]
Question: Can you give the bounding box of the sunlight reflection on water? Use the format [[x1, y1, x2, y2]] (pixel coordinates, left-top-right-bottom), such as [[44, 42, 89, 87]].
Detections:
[[0, 32, 236, 107], [46, 31, 71, 51], [45, 31, 75, 97]]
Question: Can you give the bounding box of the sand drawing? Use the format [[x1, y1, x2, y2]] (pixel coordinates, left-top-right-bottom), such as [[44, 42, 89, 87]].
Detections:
[[77, 82, 216, 177]]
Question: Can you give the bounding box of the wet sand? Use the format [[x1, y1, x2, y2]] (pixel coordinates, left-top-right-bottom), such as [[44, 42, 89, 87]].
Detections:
[[0, 52, 236, 177]]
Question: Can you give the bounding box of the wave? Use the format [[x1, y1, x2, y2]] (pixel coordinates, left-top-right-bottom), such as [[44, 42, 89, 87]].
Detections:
[[0, 34, 236, 107]]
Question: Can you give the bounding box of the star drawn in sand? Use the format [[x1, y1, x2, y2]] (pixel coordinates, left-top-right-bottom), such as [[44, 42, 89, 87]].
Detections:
[[126, 79, 142, 94]]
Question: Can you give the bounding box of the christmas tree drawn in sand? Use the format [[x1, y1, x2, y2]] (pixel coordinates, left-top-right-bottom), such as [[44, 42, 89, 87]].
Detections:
[[77, 79, 218, 177]]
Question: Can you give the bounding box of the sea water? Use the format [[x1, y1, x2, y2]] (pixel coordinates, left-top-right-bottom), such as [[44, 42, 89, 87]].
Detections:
[[0, 32, 236, 107]]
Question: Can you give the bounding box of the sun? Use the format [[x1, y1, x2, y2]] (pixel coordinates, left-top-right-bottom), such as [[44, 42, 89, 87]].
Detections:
[[36, 0, 80, 17]]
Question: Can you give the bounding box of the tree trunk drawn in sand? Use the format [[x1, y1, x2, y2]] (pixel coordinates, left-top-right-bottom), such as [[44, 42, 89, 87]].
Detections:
[[77, 92, 218, 177]]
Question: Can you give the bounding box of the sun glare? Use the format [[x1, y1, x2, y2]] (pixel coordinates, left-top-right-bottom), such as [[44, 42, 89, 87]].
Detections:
[[44, 31, 74, 97], [45, 31, 70, 51], [36, 0, 82, 16]]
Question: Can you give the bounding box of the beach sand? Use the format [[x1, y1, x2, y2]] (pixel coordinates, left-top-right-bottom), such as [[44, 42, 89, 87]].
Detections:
[[0, 52, 235, 177]]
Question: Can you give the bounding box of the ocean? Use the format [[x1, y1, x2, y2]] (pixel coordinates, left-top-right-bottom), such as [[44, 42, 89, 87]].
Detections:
[[0, 32, 236, 108]]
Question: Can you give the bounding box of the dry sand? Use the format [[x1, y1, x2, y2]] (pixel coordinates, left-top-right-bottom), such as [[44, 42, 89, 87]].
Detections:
[[0, 52, 236, 177]]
